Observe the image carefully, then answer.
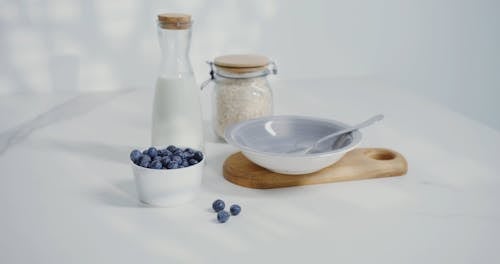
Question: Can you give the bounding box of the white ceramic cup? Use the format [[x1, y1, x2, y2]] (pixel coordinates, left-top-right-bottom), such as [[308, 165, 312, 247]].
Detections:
[[132, 157, 204, 207]]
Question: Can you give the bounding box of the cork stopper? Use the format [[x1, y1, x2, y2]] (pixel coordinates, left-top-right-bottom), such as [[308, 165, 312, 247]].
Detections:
[[157, 13, 192, 30], [214, 54, 270, 74]]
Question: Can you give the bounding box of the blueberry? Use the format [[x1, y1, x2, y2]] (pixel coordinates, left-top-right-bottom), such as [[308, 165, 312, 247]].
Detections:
[[146, 147, 158, 158], [193, 151, 203, 162], [212, 199, 225, 212], [217, 211, 230, 223], [150, 160, 162, 169], [185, 148, 194, 154], [166, 145, 177, 152], [157, 149, 166, 156], [142, 149, 148, 154], [159, 149, 172, 157], [182, 160, 189, 167], [183, 150, 194, 158], [139, 155, 151, 163], [172, 155, 182, 164], [166, 161, 178, 169], [230, 204, 241, 216], [173, 148, 183, 155], [153, 156, 162, 162], [130, 149, 142, 163], [160, 156, 171, 166], [139, 158, 150, 168], [189, 159, 198, 165]]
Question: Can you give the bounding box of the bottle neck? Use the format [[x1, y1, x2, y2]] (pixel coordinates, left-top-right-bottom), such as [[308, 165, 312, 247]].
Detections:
[[157, 25, 193, 78]]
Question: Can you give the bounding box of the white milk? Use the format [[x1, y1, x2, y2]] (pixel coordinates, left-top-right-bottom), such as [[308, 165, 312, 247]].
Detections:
[[151, 76, 204, 149]]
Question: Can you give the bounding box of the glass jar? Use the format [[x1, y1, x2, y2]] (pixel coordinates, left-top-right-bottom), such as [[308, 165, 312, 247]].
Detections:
[[201, 54, 277, 139]]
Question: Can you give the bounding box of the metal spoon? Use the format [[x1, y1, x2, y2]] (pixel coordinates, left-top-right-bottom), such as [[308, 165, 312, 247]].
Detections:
[[290, 114, 384, 154]]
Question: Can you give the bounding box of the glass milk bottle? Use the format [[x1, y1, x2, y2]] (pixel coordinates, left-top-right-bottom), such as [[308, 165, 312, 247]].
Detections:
[[151, 13, 203, 150]]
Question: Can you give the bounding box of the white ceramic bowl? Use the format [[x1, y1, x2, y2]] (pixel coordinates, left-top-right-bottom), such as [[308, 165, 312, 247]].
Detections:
[[225, 115, 362, 174], [132, 156, 204, 207]]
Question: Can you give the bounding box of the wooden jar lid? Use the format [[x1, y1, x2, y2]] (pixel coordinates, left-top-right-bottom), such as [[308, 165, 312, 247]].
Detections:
[[157, 13, 191, 30], [214, 54, 269, 74]]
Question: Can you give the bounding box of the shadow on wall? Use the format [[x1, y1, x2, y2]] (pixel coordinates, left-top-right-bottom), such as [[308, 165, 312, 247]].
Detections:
[[0, 0, 499, 129], [0, 0, 276, 94]]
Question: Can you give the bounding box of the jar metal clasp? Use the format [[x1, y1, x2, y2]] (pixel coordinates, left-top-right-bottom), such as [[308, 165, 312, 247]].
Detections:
[[200, 61, 214, 90], [269, 60, 278, 75]]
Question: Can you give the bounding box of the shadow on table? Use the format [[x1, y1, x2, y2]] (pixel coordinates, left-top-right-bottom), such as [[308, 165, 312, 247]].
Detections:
[[200, 148, 254, 196], [0, 90, 133, 156], [33, 138, 132, 164], [38, 137, 316, 205], [30, 137, 145, 207], [201, 148, 314, 198], [95, 179, 148, 208]]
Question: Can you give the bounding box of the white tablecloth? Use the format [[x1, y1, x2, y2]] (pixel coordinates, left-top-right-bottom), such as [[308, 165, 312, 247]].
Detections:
[[1, 78, 498, 263]]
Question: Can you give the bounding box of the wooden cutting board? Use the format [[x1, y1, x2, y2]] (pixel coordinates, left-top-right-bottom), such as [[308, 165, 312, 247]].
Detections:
[[223, 148, 407, 189]]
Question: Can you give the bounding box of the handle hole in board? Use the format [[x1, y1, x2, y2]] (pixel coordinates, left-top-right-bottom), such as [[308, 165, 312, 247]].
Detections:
[[365, 150, 396, 161]]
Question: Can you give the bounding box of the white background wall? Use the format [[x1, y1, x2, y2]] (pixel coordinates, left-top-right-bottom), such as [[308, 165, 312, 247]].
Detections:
[[0, 0, 499, 129]]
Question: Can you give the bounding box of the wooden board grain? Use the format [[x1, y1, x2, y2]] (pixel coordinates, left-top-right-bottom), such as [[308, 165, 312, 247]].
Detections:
[[223, 148, 407, 189]]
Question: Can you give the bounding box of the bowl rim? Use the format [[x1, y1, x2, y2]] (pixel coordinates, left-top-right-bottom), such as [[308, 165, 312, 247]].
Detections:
[[224, 115, 362, 158]]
